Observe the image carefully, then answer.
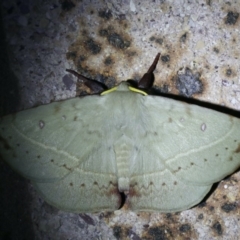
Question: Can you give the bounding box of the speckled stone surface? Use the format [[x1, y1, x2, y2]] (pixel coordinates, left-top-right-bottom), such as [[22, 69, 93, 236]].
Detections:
[[0, 0, 239, 239]]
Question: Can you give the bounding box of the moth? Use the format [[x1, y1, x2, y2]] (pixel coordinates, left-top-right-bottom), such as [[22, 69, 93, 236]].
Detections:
[[0, 53, 239, 212]]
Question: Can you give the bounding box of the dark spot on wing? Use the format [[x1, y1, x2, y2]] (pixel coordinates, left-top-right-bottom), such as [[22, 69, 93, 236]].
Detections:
[[174, 181, 177, 185], [69, 182, 73, 186], [131, 182, 138, 187], [74, 116, 78, 121], [109, 181, 114, 185], [229, 156, 233, 161], [168, 118, 172, 123], [106, 182, 122, 208], [173, 166, 182, 173], [190, 162, 194, 165], [129, 182, 141, 197], [80, 183, 85, 187], [51, 159, 54, 162], [215, 153, 219, 157], [37, 155, 41, 159], [62, 164, 71, 171], [17, 143, 20, 147], [26, 150, 29, 154], [162, 182, 166, 186], [204, 158, 207, 162]]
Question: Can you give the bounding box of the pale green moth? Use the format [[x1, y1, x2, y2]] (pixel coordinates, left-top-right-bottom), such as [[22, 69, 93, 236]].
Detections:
[[0, 53, 240, 213]]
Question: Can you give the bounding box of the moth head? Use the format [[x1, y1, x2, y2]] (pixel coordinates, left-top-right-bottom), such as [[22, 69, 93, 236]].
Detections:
[[101, 81, 148, 96]]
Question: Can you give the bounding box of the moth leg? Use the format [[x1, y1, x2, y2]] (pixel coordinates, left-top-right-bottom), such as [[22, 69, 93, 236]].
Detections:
[[138, 53, 160, 90], [66, 69, 108, 94]]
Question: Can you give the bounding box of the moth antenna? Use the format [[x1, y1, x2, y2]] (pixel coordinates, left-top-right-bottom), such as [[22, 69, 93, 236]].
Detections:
[[66, 69, 89, 82], [147, 52, 161, 73], [138, 53, 161, 90], [66, 69, 108, 94]]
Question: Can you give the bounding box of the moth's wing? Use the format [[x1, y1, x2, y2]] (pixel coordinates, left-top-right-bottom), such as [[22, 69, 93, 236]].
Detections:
[[129, 95, 240, 211], [33, 169, 120, 212], [146, 96, 240, 185], [0, 96, 121, 212], [129, 171, 212, 212]]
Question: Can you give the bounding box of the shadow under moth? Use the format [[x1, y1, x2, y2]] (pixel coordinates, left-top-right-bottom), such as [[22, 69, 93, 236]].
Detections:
[[0, 53, 239, 212]]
